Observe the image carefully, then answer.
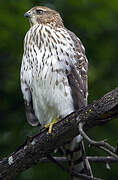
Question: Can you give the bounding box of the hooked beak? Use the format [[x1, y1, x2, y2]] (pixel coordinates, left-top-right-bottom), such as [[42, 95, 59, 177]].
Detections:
[[24, 12, 30, 18]]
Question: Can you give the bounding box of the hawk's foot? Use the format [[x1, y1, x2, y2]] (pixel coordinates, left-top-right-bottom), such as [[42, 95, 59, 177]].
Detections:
[[45, 117, 60, 134]]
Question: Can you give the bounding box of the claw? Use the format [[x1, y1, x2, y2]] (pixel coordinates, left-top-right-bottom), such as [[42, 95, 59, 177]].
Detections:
[[45, 118, 60, 133]]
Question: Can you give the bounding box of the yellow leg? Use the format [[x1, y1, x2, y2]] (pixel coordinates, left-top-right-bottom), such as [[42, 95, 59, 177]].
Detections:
[[45, 118, 60, 134]]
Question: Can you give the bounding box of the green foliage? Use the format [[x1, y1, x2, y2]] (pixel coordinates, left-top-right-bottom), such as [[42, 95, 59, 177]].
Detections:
[[0, 0, 118, 179]]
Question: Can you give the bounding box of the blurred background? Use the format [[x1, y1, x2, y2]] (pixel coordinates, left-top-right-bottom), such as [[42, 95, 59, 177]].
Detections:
[[0, 0, 118, 179]]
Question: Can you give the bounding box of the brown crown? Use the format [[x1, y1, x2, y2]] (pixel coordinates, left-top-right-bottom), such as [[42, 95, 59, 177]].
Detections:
[[25, 6, 64, 27]]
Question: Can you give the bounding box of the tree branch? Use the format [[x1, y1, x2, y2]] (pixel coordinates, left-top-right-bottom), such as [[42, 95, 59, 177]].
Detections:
[[46, 155, 101, 180], [88, 156, 118, 163], [78, 122, 118, 158], [0, 87, 118, 180], [40, 156, 118, 164]]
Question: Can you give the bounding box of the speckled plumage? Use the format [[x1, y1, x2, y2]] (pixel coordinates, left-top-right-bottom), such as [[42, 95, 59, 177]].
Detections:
[[20, 6, 91, 179], [21, 6, 88, 127]]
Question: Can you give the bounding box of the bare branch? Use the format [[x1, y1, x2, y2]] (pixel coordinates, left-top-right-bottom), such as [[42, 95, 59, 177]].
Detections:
[[40, 156, 67, 163], [88, 156, 118, 163], [106, 162, 111, 170], [46, 155, 100, 180], [40, 156, 118, 163], [0, 87, 118, 179], [78, 122, 118, 158]]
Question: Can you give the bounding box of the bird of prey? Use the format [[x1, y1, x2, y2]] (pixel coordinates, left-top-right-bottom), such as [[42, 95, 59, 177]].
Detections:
[[20, 6, 92, 179]]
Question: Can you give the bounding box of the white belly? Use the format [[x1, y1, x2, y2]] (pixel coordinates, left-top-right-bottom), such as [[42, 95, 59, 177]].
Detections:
[[31, 70, 74, 126], [21, 24, 77, 127]]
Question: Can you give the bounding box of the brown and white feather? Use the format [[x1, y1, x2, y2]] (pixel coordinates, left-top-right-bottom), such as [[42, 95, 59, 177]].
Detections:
[[20, 6, 92, 179]]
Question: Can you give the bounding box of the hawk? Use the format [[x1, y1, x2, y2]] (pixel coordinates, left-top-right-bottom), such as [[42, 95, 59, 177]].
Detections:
[[21, 6, 92, 179]]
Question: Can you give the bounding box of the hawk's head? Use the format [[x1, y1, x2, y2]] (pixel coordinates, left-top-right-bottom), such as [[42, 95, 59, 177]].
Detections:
[[24, 6, 64, 27]]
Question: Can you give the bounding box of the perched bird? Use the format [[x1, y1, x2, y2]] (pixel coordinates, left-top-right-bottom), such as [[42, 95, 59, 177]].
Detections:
[[20, 6, 92, 179]]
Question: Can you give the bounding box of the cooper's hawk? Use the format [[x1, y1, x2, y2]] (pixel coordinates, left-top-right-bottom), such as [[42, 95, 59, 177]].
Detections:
[[21, 6, 92, 179]]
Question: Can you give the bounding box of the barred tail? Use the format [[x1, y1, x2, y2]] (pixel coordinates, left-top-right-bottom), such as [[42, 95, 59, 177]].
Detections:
[[64, 135, 93, 180]]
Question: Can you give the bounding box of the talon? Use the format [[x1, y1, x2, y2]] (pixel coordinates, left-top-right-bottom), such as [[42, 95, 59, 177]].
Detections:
[[49, 123, 53, 134], [45, 124, 49, 128], [45, 117, 60, 134]]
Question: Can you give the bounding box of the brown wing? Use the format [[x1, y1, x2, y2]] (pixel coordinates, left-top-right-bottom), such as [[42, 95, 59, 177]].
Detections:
[[67, 30, 88, 110]]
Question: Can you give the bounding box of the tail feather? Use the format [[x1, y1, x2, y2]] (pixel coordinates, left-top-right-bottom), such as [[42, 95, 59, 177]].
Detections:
[[63, 135, 93, 180]]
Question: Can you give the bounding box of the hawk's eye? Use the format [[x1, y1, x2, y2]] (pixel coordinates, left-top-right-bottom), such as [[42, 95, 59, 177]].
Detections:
[[36, 9, 44, 15]]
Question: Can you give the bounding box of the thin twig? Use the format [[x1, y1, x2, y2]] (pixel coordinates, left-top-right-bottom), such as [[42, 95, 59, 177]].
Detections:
[[47, 155, 102, 180], [99, 146, 118, 159], [79, 123, 118, 159], [46, 154, 68, 172], [88, 156, 118, 163], [40, 156, 118, 163], [106, 162, 111, 170], [40, 156, 67, 163]]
